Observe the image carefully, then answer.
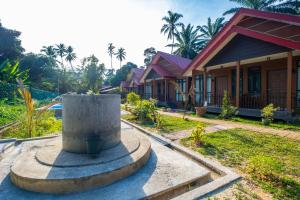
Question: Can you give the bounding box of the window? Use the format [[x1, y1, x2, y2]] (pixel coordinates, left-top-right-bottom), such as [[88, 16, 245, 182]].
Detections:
[[231, 69, 243, 97], [176, 79, 186, 102], [206, 75, 212, 104], [297, 62, 300, 107], [248, 67, 261, 96], [195, 75, 204, 105], [145, 82, 152, 99]]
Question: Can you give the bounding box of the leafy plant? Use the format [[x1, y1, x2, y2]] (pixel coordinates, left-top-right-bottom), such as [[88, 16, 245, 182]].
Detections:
[[0, 60, 29, 83], [126, 92, 141, 106], [220, 90, 237, 119], [154, 113, 164, 129], [261, 104, 278, 125], [191, 125, 205, 146], [132, 99, 158, 123]]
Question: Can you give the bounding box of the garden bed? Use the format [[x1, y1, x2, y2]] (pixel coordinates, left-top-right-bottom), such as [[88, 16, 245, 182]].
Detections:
[[181, 128, 300, 199]]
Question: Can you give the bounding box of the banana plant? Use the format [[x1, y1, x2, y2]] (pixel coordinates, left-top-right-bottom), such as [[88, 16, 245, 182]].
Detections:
[[0, 60, 29, 83]]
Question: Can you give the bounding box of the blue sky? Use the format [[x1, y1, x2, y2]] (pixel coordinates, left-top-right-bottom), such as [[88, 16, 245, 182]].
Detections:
[[0, 0, 236, 69]]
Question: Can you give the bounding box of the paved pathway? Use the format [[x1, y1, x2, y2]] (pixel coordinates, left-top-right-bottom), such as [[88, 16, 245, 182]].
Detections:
[[159, 111, 300, 142]]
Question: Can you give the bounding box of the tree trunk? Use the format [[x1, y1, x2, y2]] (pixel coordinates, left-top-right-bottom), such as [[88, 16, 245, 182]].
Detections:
[[111, 55, 113, 69], [171, 36, 174, 54]]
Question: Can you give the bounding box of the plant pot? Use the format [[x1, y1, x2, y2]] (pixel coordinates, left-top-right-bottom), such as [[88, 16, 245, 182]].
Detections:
[[86, 134, 102, 157], [261, 118, 271, 126], [195, 107, 206, 117]]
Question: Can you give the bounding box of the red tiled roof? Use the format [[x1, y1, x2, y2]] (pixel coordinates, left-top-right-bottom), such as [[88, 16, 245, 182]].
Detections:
[[183, 8, 300, 76], [156, 51, 191, 70]]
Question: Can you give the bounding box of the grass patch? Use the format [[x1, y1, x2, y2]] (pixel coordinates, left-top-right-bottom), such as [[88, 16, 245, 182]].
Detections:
[[0, 103, 25, 126], [1, 111, 62, 139], [122, 113, 206, 133], [189, 113, 300, 132], [181, 129, 300, 199]]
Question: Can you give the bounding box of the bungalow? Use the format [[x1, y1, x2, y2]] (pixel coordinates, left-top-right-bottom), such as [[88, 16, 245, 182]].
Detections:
[[183, 8, 300, 119], [140, 51, 191, 108], [120, 68, 144, 97]]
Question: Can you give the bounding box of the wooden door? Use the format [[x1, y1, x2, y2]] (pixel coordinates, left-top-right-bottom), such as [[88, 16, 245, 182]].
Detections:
[[267, 70, 286, 109], [215, 76, 228, 105]]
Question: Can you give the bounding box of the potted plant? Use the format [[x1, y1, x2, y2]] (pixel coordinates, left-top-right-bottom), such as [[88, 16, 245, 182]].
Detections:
[[195, 106, 207, 116]]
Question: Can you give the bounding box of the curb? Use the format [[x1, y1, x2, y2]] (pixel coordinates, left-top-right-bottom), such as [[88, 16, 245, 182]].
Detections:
[[121, 119, 241, 200]]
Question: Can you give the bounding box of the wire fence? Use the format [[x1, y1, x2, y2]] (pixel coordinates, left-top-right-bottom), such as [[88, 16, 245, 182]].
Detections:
[[0, 82, 58, 102]]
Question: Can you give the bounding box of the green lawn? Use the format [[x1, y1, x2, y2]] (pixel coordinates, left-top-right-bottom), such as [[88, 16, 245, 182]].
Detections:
[[0, 103, 25, 126], [181, 129, 300, 199], [122, 113, 206, 133], [189, 113, 300, 132]]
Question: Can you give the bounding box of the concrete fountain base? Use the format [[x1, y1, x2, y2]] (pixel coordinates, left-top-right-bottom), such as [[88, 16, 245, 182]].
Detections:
[[10, 130, 151, 194]]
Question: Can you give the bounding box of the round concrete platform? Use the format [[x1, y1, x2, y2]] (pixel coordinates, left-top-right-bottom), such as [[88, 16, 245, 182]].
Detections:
[[36, 133, 140, 167], [10, 131, 151, 194]]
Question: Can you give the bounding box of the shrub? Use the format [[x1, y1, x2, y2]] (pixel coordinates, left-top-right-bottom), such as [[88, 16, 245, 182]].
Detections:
[[220, 90, 237, 119], [126, 92, 141, 106], [261, 104, 278, 125], [132, 99, 157, 123], [191, 125, 205, 146], [154, 113, 164, 129]]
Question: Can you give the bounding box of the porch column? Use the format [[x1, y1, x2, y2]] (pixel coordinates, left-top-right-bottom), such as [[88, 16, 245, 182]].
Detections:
[[287, 52, 293, 113], [203, 70, 207, 103], [236, 61, 240, 108], [165, 79, 167, 103]]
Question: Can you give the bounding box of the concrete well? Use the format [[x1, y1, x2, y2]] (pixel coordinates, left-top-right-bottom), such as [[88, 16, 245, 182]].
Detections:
[[62, 94, 121, 153]]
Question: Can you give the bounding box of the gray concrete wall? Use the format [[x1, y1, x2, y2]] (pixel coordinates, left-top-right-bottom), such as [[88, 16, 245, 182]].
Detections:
[[62, 94, 121, 153]]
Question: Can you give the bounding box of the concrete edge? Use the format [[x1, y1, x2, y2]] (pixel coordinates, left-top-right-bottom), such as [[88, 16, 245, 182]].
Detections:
[[121, 119, 242, 200]]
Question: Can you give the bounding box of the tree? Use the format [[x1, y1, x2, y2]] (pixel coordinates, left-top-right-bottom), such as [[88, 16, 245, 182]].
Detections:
[[115, 48, 126, 68], [107, 43, 115, 69], [0, 60, 28, 83], [110, 62, 137, 87], [0, 21, 24, 64], [65, 46, 77, 70], [55, 43, 66, 68], [143, 47, 157, 66], [167, 24, 202, 59], [197, 17, 226, 47], [223, 0, 300, 15], [161, 11, 184, 54], [40, 46, 56, 59]]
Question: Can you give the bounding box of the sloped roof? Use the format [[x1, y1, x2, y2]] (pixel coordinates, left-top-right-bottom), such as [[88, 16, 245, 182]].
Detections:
[[183, 8, 300, 76], [131, 68, 144, 85], [140, 51, 191, 83]]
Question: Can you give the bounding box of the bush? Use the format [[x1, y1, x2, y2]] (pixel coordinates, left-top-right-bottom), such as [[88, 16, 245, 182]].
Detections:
[[132, 99, 157, 123], [154, 113, 164, 129], [220, 90, 237, 119], [261, 104, 278, 125], [126, 92, 141, 106], [191, 125, 205, 146]]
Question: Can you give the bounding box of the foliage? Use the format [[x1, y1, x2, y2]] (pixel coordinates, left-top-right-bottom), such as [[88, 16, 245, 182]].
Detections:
[[109, 62, 138, 87], [122, 113, 206, 133], [181, 128, 300, 199], [167, 24, 202, 59], [0, 21, 24, 64], [223, 0, 300, 16], [191, 125, 205, 146], [197, 17, 226, 47], [126, 92, 141, 106], [0, 100, 25, 126], [154, 113, 164, 129], [65, 46, 77, 70], [143, 47, 157, 66], [107, 43, 115, 69], [132, 99, 158, 123], [161, 10, 184, 54], [220, 90, 237, 119], [115, 47, 126, 68], [0, 60, 29, 83], [261, 104, 278, 125]]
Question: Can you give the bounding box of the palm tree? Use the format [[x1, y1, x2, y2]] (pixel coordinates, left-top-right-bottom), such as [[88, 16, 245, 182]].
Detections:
[[65, 46, 77, 70], [55, 43, 66, 68], [115, 48, 126, 68], [161, 11, 184, 54], [40, 45, 56, 58], [197, 17, 226, 47], [223, 0, 300, 15], [107, 43, 115, 69], [166, 24, 203, 59]]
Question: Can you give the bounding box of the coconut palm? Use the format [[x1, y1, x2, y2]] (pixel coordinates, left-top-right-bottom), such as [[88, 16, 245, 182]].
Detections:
[[55, 43, 66, 67], [107, 43, 115, 69], [167, 24, 203, 59], [161, 11, 184, 54], [40, 45, 56, 58], [223, 0, 300, 15], [115, 48, 126, 68], [65, 46, 77, 70], [197, 17, 226, 47]]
